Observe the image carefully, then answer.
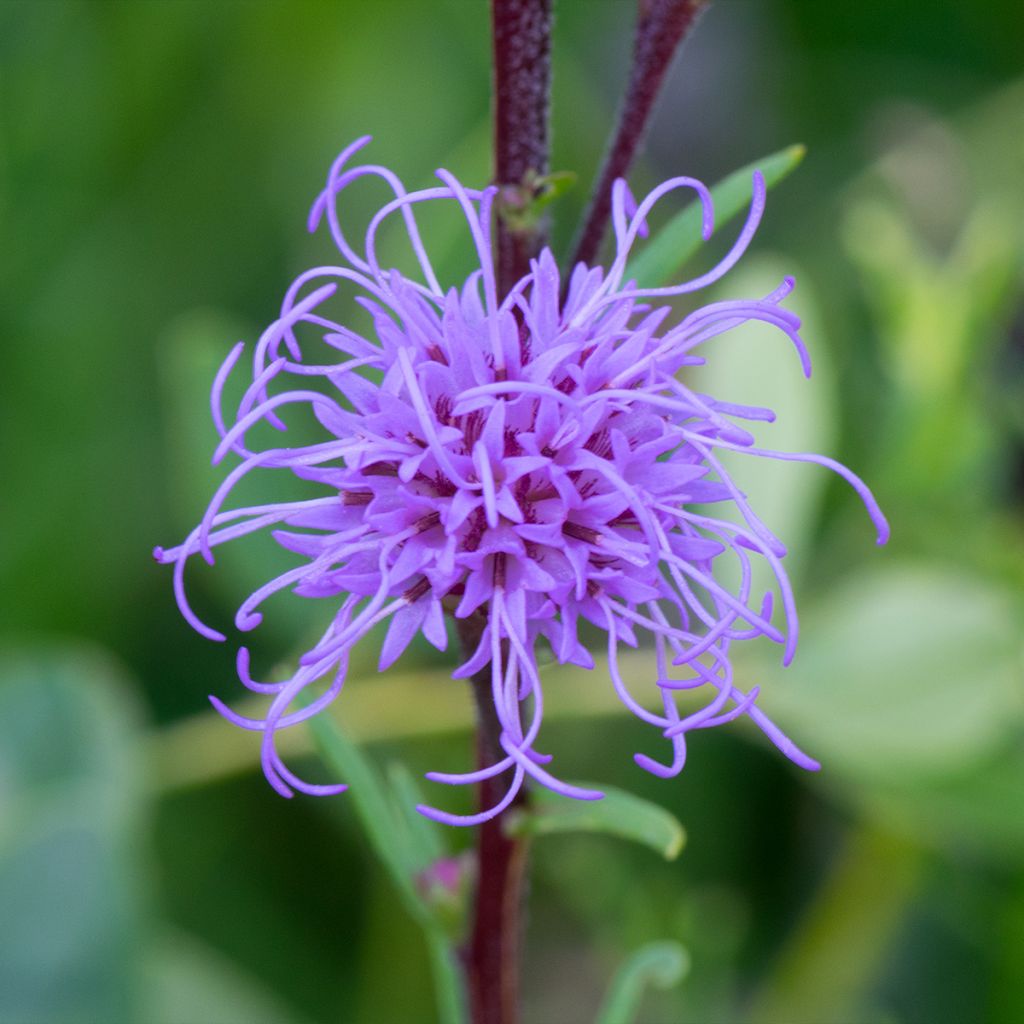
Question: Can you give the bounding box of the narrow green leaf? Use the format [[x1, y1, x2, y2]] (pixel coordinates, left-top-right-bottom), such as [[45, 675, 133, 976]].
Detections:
[[595, 941, 690, 1024], [508, 783, 685, 860], [303, 712, 468, 1024], [303, 710, 419, 901], [424, 931, 470, 1024], [386, 762, 447, 870], [142, 929, 311, 1024], [625, 144, 806, 288]]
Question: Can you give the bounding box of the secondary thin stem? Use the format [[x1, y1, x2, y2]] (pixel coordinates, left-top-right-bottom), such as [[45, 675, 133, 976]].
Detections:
[[567, 0, 708, 272]]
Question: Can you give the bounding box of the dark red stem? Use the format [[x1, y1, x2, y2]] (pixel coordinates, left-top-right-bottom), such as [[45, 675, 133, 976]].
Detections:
[[567, 0, 708, 272], [458, 617, 528, 1024], [491, 0, 553, 300], [465, 6, 550, 1021]]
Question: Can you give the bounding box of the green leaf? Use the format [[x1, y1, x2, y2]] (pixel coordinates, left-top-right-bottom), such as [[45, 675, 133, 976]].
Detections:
[[304, 709, 420, 900], [625, 143, 806, 289], [142, 929, 310, 1024], [302, 711, 468, 1024], [692, 255, 836, 589], [758, 565, 1024, 785], [508, 783, 685, 860], [859, 743, 1024, 862], [498, 169, 577, 231], [595, 941, 690, 1024], [0, 646, 147, 1024], [387, 761, 447, 871]]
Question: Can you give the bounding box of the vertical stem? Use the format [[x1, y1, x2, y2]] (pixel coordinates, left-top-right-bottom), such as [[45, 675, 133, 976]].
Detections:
[[491, 0, 553, 299], [567, 0, 708, 272], [480, 5, 552, 1008], [458, 617, 529, 1024], [472, 7, 550, 1022], [470, 671, 529, 1024]]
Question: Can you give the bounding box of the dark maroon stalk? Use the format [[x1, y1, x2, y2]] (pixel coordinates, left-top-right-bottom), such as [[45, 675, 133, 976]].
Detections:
[[466, 8, 551, 1019], [458, 617, 528, 1024], [491, 0, 553, 300], [567, 0, 708, 272]]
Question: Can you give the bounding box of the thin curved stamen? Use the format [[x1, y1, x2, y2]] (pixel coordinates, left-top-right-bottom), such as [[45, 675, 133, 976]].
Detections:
[[417, 765, 526, 826], [211, 341, 246, 440], [435, 170, 504, 371], [214, 389, 347, 466], [613, 171, 767, 305], [682, 431, 891, 545], [454, 380, 577, 413], [600, 600, 673, 729]]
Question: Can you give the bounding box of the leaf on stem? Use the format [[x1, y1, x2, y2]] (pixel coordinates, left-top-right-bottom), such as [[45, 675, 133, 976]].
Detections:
[[305, 710, 430, 903], [595, 940, 690, 1024], [625, 144, 806, 288], [387, 762, 447, 870], [498, 170, 577, 232], [303, 711, 468, 1023], [507, 783, 685, 860]]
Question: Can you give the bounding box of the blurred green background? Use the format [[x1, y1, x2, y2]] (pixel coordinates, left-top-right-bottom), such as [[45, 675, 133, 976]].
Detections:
[[2, 1, 1023, 1022]]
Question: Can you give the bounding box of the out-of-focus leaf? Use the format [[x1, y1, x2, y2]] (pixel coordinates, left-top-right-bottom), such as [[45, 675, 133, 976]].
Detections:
[[387, 761, 447, 870], [992, 878, 1024, 1023], [694, 256, 836, 588], [758, 565, 1024, 784], [0, 647, 146, 1024], [508, 784, 685, 860], [625, 144, 806, 289], [142, 929, 309, 1024], [859, 743, 1024, 861], [841, 100, 1024, 515], [304, 709, 420, 899], [303, 710, 467, 1024], [595, 940, 690, 1024], [747, 827, 920, 1024]]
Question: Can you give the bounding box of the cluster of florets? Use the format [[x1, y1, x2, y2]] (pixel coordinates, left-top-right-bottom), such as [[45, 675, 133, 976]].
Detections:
[[155, 137, 887, 824]]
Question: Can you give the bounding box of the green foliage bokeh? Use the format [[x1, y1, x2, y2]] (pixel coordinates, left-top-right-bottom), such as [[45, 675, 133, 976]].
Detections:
[[1, 2, 1022, 1022]]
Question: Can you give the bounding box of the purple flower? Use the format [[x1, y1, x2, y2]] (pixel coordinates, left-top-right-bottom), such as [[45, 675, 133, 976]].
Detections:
[[155, 137, 888, 825]]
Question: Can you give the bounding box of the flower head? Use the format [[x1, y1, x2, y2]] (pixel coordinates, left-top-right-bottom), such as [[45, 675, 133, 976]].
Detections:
[[155, 137, 888, 824]]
